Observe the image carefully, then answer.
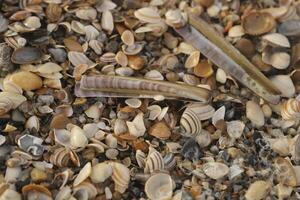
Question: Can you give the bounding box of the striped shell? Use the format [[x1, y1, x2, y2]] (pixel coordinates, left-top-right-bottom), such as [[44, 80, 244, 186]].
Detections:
[[281, 98, 300, 120], [163, 153, 176, 170], [144, 147, 164, 174]]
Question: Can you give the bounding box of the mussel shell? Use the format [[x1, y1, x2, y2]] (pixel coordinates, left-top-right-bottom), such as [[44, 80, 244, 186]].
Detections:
[[11, 47, 42, 64]]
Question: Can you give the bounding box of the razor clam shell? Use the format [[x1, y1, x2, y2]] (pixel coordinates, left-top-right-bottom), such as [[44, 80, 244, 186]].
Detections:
[[76, 75, 210, 102], [175, 17, 280, 104]]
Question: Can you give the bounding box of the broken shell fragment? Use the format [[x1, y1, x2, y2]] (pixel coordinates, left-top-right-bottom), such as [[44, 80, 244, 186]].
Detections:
[[270, 75, 295, 98], [145, 173, 173, 200], [245, 181, 271, 200], [242, 12, 276, 35], [125, 98, 141, 108], [246, 101, 265, 127], [194, 60, 214, 78], [110, 162, 130, 193], [144, 147, 164, 173], [126, 112, 146, 137], [134, 7, 161, 24], [203, 162, 229, 179], [226, 120, 245, 139], [90, 162, 113, 183], [274, 157, 297, 187]]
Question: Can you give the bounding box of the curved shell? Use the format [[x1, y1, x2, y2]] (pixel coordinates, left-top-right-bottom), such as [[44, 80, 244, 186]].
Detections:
[[11, 47, 42, 64], [180, 107, 204, 137], [145, 173, 173, 200], [278, 20, 300, 36], [90, 162, 113, 183], [22, 184, 52, 199], [25, 115, 40, 131], [163, 153, 176, 170], [274, 157, 297, 186], [135, 150, 146, 168], [144, 147, 164, 173], [203, 162, 229, 179], [134, 7, 161, 24], [73, 162, 91, 187], [242, 12, 275, 35], [262, 33, 290, 48], [73, 181, 97, 200], [0, 96, 13, 115], [281, 98, 300, 120], [110, 162, 130, 194]]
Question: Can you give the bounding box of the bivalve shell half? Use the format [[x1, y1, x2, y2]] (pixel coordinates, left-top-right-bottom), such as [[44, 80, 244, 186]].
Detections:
[[121, 30, 135, 46], [270, 75, 295, 98], [246, 101, 265, 127], [185, 51, 200, 69], [203, 162, 229, 180], [70, 126, 88, 149], [226, 120, 245, 139], [242, 12, 276, 35], [11, 47, 42, 64], [134, 7, 162, 24], [101, 11, 114, 34], [262, 33, 290, 48], [145, 173, 173, 200], [73, 162, 91, 187], [110, 162, 130, 194], [144, 147, 164, 173], [90, 162, 113, 183], [0, 96, 13, 115]]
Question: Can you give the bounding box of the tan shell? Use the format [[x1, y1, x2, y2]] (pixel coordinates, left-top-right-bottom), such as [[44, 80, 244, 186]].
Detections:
[[73, 181, 97, 200], [128, 55, 145, 70], [115, 51, 128, 67], [10, 71, 42, 91], [145, 173, 173, 200], [245, 181, 271, 200], [101, 11, 114, 34], [203, 162, 229, 179], [22, 184, 52, 199], [144, 147, 164, 173], [75, 7, 97, 21], [185, 51, 200, 69], [68, 51, 95, 67], [194, 60, 214, 78], [121, 30, 135, 46], [165, 9, 187, 28], [274, 157, 297, 187], [226, 120, 245, 139], [242, 12, 276, 35], [134, 7, 161, 24], [25, 115, 40, 131], [110, 162, 130, 194], [73, 162, 91, 187], [281, 98, 300, 120], [246, 101, 265, 127], [148, 122, 171, 140], [90, 162, 113, 183], [0, 92, 26, 109], [228, 25, 245, 37]]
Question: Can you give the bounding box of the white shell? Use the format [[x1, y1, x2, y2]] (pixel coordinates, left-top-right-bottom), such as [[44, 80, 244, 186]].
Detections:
[[228, 25, 245, 37], [135, 150, 146, 168], [126, 112, 146, 137], [144, 147, 164, 173], [147, 105, 162, 120], [270, 51, 290, 69], [125, 98, 142, 108], [185, 51, 200, 69], [101, 11, 114, 34], [134, 7, 161, 23], [70, 126, 88, 149], [270, 75, 295, 98], [73, 162, 91, 186], [216, 68, 227, 84], [25, 115, 40, 131], [75, 7, 97, 20], [246, 101, 265, 127], [90, 162, 113, 183], [145, 173, 173, 200], [212, 106, 225, 127], [262, 33, 290, 48], [245, 181, 271, 200], [110, 162, 130, 194], [203, 162, 229, 179], [226, 120, 245, 139]]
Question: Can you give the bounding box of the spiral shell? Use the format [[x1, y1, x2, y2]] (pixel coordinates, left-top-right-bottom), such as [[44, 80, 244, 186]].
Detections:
[[110, 162, 130, 194], [281, 98, 300, 120], [144, 147, 164, 173]]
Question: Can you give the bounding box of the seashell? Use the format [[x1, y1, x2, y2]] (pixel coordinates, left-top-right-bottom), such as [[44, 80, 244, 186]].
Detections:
[[281, 98, 300, 120], [48, 48, 66, 63], [70, 126, 88, 149], [114, 119, 128, 135], [37, 62, 62, 74], [195, 129, 211, 148], [128, 55, 145, 70], [0, 14, 8, 33], [0, 43, 14, 72], [84, 103, 101, 119], [0, 92, 26, 109], [185, 51, 200, 69], [235, 38, 255, 58], [110, 162, 130, 193], [228, 25, 245, 37], [246, 101, 265, 127], [89, 40, 103, 55], [115, 51, 128, 67], [242, 12, 276, 35], [267, 51, 290, 70], [181, 138, 202, 160], [84, 25, 100, 41], [23, 16, 41, 29], [216, 68, 227, 84], [50, 148, 70, 167], [279, 20, 300, 36], [96, 0, 117, 12], [145, 173, 173, 200], [165, 9, 187, 28], [0, 188, 21, 200], [55, 186, 72, 200], [75, 7, 97, 20], [11, 47, 42, 64], [90, 162, 113, 183], [115, 67, 134, 76], [10, 71, 42, 91], [44, 78, 62, 89], [101, 11, 114, 34], [100, 52, 116, 63], [203, 162, 229, 179], [105, 134, 117, 148], [68, 51, 95, 67], [73, 181, 97, 200], [158, 106, 168, 121], [125, 98, 141, 108], [22, 184, 52, 200], [127, 112, 146, 137], [149, 122, 171, 140], [194, 60, 214, 78], [270, 75, 295, 98], [144, 70, 164, 80], [73, 64, 88, 81], [136, 150, 146, 168], [226, 120, 245, 139], [245, 181, 271, 200], [0, 96, 13, 115], [144, 147, 164, 173], [64, 37, 83, 52], [46, 3, 62, 23], [25, 115, 40, 131], [106, 148, 118, 159], [121, 30, 135, 46], [266, 137, 292, 156], [134, 7, 161, 23], [163, 153, 176, 170], [262, 33, 290, 48], [3, 77, 22, 93], [71, 20, 86, 35], [275, 183, 293, 200], [122, 42, 144, 55], [73, 162, 91, 187], [147, 105, 162, 120], [274, 157, 297, 187]]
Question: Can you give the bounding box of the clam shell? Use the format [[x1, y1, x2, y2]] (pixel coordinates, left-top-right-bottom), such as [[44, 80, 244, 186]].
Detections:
[[71, 20, 86, 35], [185, 51, 200, 69], [269, 51, 290, 70], [228, 25, 245, 37], [212, 106, 225, 127], [245, 181, 271, 200], [262, 33, 290, 48], [85, 25, 100, 41], [148, 122, 171, 140], [75, 7, 97, 20], [145, 173, 173, 200], [101, 11, 114, 34], [194, 60, 214, 78], [11, 47, 42, 64], [274, 157, 297, 187], [110, 162, 130, 193], [147, 105, 162, 120], [70, 126, 88, 149], [73, 181, 97, 200], [122, 42, 144, 55], [68, 51, 95, 67], [163, 153, 176, 170], [125, 98, 141, 108], [134, 7, 161, 23], [89, 40, 103, 55], [25, 115, 40, 131], [126, 112, 146, 137], [246, 101, 265, 127], [270, 75, 295, 98], [0, 92, 26, 109], [144, 70, 164, 80], [266, 137, 292, 156], [115, 51, 128, 67], [121, 30, 135, 46], [216, 68, 227, 84], [165, 9, 187, 28], [242, 12, 275, 35], [90, 162, 113, 183], [23, 16, 41, 29], [203, 162, 229, 179], [73, 162, 91, 187], [144, 147, 164, 173], [183, 74, 200, 86], [279, 20, 300, 36], [0, 96, 13, 115]]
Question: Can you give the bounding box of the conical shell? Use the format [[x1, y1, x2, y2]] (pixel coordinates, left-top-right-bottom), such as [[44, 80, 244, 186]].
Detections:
[[144, 147, 164, 173], [281, 98, 300, 120], [110, 162, 130, 194]]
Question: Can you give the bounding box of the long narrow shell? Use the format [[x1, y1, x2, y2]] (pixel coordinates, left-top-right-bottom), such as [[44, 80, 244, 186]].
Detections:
[[281, 98, 300, 120], [75, 75, 210, 102], [175, 14, 280, 104]]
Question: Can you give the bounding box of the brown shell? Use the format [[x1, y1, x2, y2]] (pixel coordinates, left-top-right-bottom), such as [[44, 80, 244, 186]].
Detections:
[[242, 12, 276, 35], [22, 184, 52, 197]]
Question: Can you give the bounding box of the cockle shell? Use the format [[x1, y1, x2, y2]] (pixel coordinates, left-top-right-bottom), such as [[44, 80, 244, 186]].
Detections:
[[109, 162, 130, 194], [145, 173, 173, 200], [90, 162, 113, 183], [242, 12, 276, 35], [281, 98, 300, 120], [203, 162, 229, 179], [144, 147, 164, 173], [185, 51, 200, 69]]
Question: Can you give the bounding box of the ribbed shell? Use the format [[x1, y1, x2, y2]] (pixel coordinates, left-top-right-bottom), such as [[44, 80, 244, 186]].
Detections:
[[180, 108, 202, 137], [144, 147, 164, 173], [281, 98, 300, 120]]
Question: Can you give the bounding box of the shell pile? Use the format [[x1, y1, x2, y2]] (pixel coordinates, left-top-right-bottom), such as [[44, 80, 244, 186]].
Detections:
[[0, 0, 299, 199]]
